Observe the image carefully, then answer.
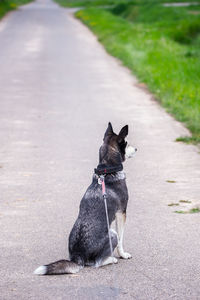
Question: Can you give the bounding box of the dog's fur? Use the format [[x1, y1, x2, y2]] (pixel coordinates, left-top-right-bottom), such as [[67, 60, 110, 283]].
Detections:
[[34, 123, 136, 275]]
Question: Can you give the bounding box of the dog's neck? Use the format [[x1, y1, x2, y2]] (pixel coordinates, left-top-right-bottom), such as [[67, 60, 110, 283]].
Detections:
[[93, 170, 126, 181], [94, 163, 123, 176]]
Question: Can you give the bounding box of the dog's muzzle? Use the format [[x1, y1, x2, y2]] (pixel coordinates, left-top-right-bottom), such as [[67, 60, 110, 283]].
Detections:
[[125, 145, 137, 159]]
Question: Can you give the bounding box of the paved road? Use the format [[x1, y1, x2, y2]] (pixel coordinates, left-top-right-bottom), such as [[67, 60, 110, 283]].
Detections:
[[0, 0, 200, 299]]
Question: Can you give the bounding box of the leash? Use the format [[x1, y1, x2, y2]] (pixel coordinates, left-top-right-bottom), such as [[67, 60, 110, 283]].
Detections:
[[96, 168, 120, 291], [94, 164, 123, 263], [99, 175, 114, 260]]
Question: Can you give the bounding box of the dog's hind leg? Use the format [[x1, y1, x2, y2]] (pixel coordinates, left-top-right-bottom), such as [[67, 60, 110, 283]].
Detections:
[[116, 212, 132, 259], [101, 256, 118, 266]]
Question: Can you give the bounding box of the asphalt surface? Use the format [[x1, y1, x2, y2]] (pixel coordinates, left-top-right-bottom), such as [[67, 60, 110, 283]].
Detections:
[[0, 0, 200, 299]]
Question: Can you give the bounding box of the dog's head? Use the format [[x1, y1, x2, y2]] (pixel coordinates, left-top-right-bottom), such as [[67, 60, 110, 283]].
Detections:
[[99, 122, 137, 166]]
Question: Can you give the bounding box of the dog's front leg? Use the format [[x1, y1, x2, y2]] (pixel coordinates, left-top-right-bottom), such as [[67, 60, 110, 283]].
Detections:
[[115, 212, 132, 259]]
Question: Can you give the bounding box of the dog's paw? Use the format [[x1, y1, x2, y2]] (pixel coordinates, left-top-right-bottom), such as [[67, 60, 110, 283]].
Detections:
[[119, 252, 132, 259], [100, 256, 118, 267], [112, 257, 118, 264]]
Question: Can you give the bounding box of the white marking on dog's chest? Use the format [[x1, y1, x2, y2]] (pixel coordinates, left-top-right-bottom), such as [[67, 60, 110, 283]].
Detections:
[[115, 171, 126, 180]]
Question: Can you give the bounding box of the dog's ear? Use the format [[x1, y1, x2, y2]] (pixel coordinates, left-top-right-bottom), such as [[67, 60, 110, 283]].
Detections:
[[118, 125, 128, 143], [104, 122, 113, 140]]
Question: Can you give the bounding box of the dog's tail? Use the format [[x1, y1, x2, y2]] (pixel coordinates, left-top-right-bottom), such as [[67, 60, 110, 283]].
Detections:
[[34, 259, 82, 275]]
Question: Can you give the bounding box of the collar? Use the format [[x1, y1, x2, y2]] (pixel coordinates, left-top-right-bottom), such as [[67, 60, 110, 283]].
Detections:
[[94, 163, 123, 176], [93, 171, 126, 182]]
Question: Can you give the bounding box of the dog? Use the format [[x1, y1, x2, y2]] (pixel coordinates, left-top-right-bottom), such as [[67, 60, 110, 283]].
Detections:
[[34, 122, 136, 275]]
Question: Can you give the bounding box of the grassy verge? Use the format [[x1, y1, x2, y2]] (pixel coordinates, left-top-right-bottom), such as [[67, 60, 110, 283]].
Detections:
[[54, 0, 116, 7], [55, 0, 200, 8], [0, 0, 33, 19], [74, 3, 200, 144]]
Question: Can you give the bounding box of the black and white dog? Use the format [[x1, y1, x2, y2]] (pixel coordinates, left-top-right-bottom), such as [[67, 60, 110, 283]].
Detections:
[[34, 123, 136, 275]]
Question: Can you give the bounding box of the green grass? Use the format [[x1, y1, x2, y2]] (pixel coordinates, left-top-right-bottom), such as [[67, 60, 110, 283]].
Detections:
[[168, 203, 179, 206], [55, 0, 200, 8], [0, 0, 10, 18], [54, 0, 117, 7], [175, 208, 200, 214], [0, 0, 32, 19], [179, 200, 192, 203], [72, 2, 200, 144], [166, 180, 176, 183], [176, 136, 200, 144]]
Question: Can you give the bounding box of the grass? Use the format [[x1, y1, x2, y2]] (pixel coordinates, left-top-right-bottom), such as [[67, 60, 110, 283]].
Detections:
[[176, 136, 200, 144], [55, 0, 200, 144], [169, 199, 200, 213], [175, 208, 200, 214], [168, 203, 179, 206], [0, 0, 32, 19], [54, 0, 117, 7], [168, 200, 192, 206], [55, 0, 200, 8], [166, 180, 176, 183], [179, 200, 192, 203]]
